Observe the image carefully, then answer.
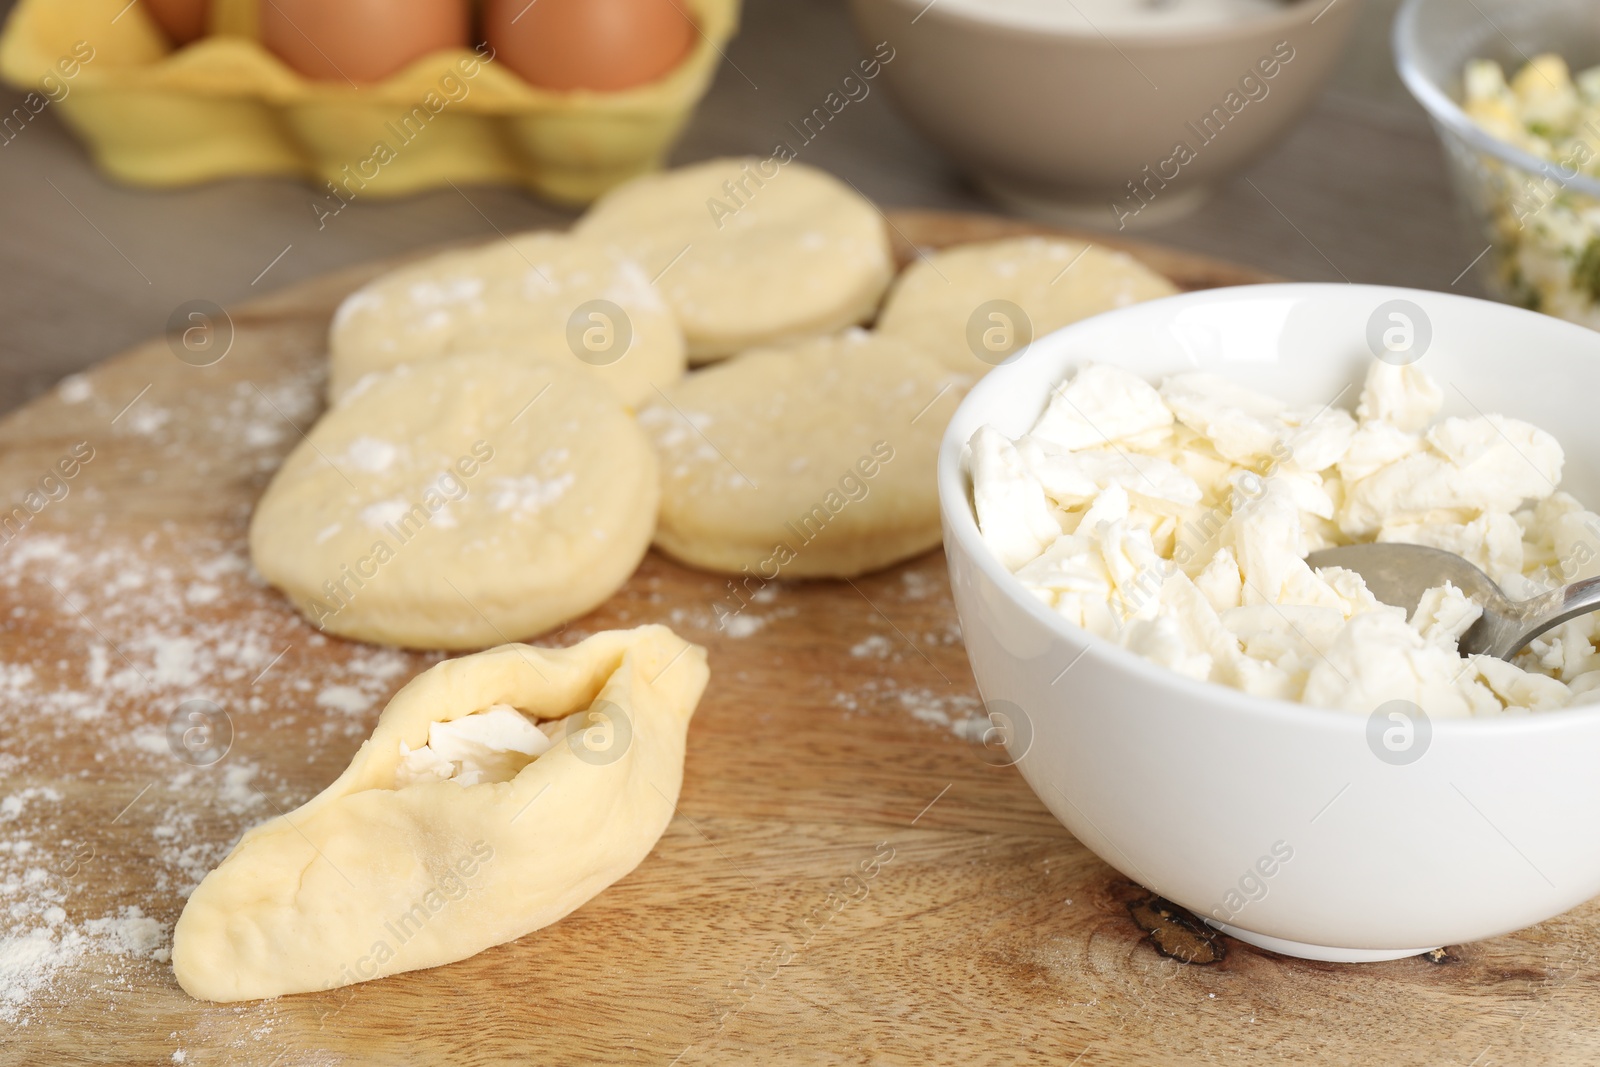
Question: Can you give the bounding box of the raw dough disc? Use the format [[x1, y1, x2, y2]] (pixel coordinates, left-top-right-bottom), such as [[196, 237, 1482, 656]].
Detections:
[[327, 231, 685, 408], [574, 157, 895, 362], [250, 352, 658, 649], [172, 625, 710, 1002], [638, 331, 964, 578], [876, 237, 1179, 375]]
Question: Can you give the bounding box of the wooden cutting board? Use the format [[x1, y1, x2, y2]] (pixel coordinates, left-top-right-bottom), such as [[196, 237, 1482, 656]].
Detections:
[[2, 212, 1594, 1067]]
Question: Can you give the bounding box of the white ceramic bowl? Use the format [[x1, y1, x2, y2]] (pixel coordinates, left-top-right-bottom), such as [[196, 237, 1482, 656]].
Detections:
[[848, 0, 1361, 228], [938, 283, 1600, 961]]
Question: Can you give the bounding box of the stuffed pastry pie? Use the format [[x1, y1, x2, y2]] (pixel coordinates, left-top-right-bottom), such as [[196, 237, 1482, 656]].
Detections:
[[172, 625, 708, 1001]]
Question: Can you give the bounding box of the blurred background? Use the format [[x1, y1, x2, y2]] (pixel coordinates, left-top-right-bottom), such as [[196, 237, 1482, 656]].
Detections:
[[0, 0, 1451, 416]]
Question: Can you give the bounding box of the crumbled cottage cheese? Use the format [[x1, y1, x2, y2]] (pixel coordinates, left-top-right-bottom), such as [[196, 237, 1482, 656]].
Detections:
[[969, 360, 1600, 716], [395, 705, 562, 787]]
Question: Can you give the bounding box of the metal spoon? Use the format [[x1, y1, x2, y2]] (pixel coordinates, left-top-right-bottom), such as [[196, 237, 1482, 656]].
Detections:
[[1305, 543, 1600, 660]]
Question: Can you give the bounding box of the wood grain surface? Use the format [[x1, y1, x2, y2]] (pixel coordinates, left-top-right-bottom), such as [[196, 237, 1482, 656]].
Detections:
[[2, 213, 1594, 1067]]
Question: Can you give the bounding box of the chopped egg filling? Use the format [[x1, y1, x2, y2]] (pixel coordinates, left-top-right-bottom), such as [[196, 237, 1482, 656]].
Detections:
[[970, 360, 1600, 717], [1460, 53, 1600, 327], [396, 704, 563, 787]]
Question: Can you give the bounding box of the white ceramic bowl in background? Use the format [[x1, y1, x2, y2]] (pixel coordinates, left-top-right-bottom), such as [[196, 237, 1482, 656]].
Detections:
[[848, 0, 1361, 228], [938, 283, 1600, 961]]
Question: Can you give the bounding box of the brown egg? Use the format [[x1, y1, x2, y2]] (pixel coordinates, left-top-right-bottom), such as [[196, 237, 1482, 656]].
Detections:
[[485, 0, 696, 92], [261, 0, 469, 84], [146, 0, 209, 44]]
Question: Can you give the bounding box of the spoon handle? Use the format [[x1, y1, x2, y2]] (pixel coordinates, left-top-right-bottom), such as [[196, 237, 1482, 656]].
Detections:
[[1500, 576, 1600, 658]]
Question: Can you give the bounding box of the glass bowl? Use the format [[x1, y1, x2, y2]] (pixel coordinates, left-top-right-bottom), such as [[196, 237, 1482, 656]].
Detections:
[[1396, 0, 1600, 328]]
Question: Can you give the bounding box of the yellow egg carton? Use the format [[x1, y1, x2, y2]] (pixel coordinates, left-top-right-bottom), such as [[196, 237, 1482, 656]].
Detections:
[[0, 0, 738, 204]]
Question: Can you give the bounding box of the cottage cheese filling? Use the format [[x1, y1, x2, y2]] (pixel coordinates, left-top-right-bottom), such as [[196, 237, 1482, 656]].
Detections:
[[969, 360, 1600, 716], [396, 704, 563, 787]]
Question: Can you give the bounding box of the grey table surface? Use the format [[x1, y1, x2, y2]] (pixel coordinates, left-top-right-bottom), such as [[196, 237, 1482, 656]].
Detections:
[[0, 0, 1471, 417]]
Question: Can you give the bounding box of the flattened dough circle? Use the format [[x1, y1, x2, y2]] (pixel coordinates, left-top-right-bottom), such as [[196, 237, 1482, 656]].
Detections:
[[574, 157, 894, 361], [172, 625, 709, 1002], [876, 236, 1180, 374], [250, 353, 658, 649], [328, 231, 685, 408], [638, 331, 964, 578]]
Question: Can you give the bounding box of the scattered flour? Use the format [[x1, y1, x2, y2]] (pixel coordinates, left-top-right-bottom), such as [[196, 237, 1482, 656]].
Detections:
[[851, 634, 893, 659], [0, 788, 61, 822], [316, 685, 374, 716], [833, 674, 988, 744], [0, 907, 172, 1026], [123, 405, 171, 437], [0, 388, 429, 1026], [897, 687, 986, 739], [83, 906, 170, 961], [0, 926, 81, 1025], [0, 804, 174, 1027], [901, 568, 938, 601], [720, 613, 765, 639], [56, 374, 92, 405]]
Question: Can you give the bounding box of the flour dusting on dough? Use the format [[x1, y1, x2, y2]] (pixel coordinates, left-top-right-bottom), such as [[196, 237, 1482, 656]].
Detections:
[[489, 473, 576, 517], [342, 436, 399, 473]]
